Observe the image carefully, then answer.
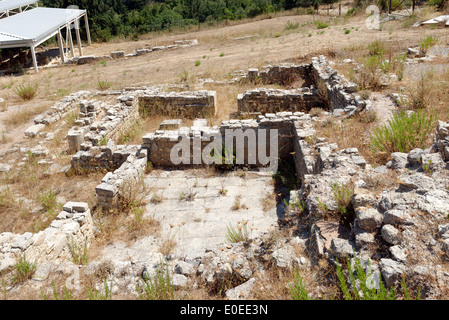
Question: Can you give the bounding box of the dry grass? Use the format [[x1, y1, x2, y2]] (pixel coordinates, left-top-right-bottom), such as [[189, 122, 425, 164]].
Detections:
[[3, 103, 49, 129], [314, 112, 379, 163]]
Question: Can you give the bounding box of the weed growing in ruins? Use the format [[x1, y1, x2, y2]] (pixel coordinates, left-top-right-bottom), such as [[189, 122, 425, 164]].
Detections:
[[179, 69, 189, 82], [70, 237, 89, 265], [150, 192, 164, 204], [41, 281, 73, 300], [231, 194, 248, 211], [137, 260, 174, 300], [179, 188, 196, 201], [422, 159, 433, 176], [87, 278, 112, 300], [369, 109, 436, 162], [195, 60, 201, 66], [14, 83, 38, 101], [419, 35, 438, 54], [331, 182, 354, 222], [39, 189, 60, 215], [336, 255, 421, 300], [226, 221, 249, 243], [0, 186, 16, 211], [218, 179, 228, 196], [316, 197, 329, 216], [409, 70, 434, 110], [12, 255, 36, 284], [367, 40, 386, 56], [98, 136, 108, 146], [289, 269, 311, 300]]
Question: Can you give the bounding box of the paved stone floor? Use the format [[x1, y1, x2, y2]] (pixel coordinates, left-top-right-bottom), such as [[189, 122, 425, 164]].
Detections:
[[143, 169, 279, 256]]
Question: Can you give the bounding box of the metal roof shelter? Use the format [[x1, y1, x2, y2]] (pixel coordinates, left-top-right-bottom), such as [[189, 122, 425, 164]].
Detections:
[[0, 6, 91, 72], [0, 0, 38, 18]]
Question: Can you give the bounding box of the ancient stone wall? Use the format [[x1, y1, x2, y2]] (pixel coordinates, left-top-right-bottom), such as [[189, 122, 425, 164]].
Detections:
[[33, 91, 92, 125], [0, 202, 93, 273], [138, 90, 217, 119], [237, 87, 323, 113], [245, 63, 310, 86], [95, 147, 148, 209], [241, 56, 366, 117], [67, 98, 140, 155]]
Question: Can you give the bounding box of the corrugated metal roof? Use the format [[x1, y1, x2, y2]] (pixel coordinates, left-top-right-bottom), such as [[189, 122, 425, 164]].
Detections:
[[0, 7, 86, 47], [0, 0, 37, 12]]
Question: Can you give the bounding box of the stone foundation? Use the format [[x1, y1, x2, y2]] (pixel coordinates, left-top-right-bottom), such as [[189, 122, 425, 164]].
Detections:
[[95, 147, 148, 209], [240, 56, 366, 117], [32, 91, 91, 126], [237, 87, 323, 113], [138, 90, 217, 118], [0, 202, 93, 273]]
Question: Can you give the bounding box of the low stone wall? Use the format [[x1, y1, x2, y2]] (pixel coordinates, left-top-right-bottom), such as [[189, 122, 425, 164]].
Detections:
[[309, 55, 365, 116], [242, 56, 366, 117], [68, 39, 198, 65], [237, 87, 323, 113], [0, 202, 93, 273], [33, 91, 92, 125], [70, 142, 141, 172], [245, 63, 310, 86], [143, 112, 315, 172], [138, 90, 217, 118], [436, 120, 449, 161], [67, 98, 140, 155], [95, 147, 148, 209]]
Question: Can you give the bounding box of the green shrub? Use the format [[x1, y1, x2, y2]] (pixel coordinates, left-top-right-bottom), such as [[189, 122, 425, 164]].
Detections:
[[367, 40, 386, 56], [285, 20, 299, 30], [369, 109, 436, 160], [336, 256, 396, 300], [289, 270, 311, 300], [39, 189, 58, 214], [336, 255, 421, 300], [331, 182, 354, 219], [15, 83, 38, 101], [316, 21, 328, 29], [88, 278, 112, 300], [195, 60, 201, 66], [420, 35, 438, 54]]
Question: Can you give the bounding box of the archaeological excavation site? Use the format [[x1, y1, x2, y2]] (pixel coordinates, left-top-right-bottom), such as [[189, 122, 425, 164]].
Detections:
[[1, 2, 449, 302]]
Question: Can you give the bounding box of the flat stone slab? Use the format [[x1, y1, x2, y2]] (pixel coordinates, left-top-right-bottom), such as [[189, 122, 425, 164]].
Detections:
[[143, 170, 278, 256], [24, 124, 46, 137], [159, 119, 182, 130]]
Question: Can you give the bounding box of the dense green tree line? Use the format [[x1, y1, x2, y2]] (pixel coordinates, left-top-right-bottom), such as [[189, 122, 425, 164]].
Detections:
[[40, 0, 336, 42]]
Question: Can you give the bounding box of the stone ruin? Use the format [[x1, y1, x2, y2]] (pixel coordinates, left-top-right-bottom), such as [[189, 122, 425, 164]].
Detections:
[[6, 54, 449, 298], [237, 56, 364, 116], [62, 55, 367, 209]]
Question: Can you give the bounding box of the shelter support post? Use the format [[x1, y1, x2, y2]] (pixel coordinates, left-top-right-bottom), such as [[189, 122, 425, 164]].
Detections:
[[84, 13, 91, 46], [29, 45, 38, 73], [67, 23, 74, 58], [57, 30, 65, 64], [75, 17, 82, 56]]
